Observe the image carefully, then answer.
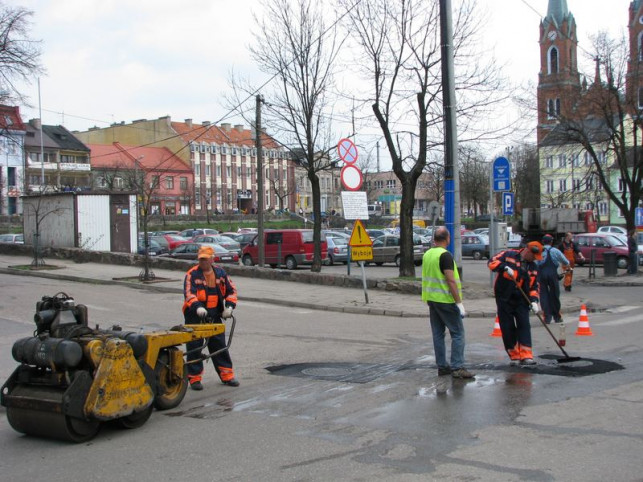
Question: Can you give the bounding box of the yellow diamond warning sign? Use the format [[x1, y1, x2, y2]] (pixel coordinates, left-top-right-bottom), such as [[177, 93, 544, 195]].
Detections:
[[348, 220, 372, 247]]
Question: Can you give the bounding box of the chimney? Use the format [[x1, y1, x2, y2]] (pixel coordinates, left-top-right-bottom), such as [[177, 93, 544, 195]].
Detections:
[[185, 118, 192, 128], [221, 123, 231, 132], [29, 118, 41, 129], [234, 124, 244, 132]]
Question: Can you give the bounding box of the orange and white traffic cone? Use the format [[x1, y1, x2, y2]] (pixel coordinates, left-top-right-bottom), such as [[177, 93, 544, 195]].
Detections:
[[575, 304, 594, 336], [489, 316, 502, 337]]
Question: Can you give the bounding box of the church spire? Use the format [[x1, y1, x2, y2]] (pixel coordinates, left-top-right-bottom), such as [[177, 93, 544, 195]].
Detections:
[[546, 0, 570, 26]]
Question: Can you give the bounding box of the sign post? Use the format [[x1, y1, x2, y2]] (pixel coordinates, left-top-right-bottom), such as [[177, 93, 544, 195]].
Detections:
[[490, 156, 512, 286]]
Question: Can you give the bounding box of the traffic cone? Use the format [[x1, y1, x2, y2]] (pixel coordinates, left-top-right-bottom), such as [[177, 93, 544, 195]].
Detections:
[[575, 304, 594, 336], [489, 316, 502, 337]]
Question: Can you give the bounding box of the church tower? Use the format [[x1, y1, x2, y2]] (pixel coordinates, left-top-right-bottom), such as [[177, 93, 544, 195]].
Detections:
[[537, 0, 581, 144], [626, 0, 643, 111]]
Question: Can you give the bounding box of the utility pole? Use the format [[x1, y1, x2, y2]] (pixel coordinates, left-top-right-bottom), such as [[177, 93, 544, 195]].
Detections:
[[440, 0, 462, 266], [256, 95, 265, 267]]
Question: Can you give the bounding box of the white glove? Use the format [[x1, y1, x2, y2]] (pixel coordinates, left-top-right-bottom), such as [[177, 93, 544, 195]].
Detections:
[[530, 302, 540, 314], [504, 266, 515, 278], [196, 307, 207, 319], [456, 303, 466, 318], [222, 304, 234, 319]]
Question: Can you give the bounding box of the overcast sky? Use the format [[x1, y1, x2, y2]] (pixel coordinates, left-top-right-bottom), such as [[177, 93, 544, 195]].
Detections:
[[8, 0, 635, 162]]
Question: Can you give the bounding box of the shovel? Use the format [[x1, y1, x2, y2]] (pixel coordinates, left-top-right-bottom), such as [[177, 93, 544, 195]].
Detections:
[[511, 277, 581, 363]]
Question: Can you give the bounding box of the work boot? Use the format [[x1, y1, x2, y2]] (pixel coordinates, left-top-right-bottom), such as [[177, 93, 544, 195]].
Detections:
[[564, 286, 571, 292], [520, 358, 537, 366], [451, 368, 475, 379], [509, 360, 520, 367], [190, 381, 204, 391], [437, 366, 452, 376], [555, 317, 564, 324], [222, 378, 240, 387]]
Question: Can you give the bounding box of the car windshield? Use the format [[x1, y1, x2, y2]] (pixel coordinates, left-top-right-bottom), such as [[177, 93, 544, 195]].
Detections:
[[606, 234, 626, 246]]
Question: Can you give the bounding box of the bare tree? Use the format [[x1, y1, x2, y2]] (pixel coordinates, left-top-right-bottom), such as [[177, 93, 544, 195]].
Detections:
[[541, 32, 642, 232], [248, 0, 345, 272], [459, 145, 489, 218], [0, 3, 43, 103], [342, 0, 510, 276], [22, 194, 66, 267]]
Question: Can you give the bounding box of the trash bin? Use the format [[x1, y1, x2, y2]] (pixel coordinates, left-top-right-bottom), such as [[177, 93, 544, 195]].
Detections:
[[603, 251, 617, 277]]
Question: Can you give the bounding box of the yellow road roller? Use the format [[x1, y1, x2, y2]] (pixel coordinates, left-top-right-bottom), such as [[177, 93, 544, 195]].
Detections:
[[1, 292, 235, 442]]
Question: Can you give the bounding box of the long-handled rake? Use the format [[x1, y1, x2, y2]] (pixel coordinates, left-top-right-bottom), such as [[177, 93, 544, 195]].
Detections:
[[512, 278, 582, 363]]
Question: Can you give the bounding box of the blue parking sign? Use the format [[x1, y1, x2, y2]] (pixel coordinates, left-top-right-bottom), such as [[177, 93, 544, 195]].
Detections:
[[502, 192, 514, 216], [636, 207, 643, 227]]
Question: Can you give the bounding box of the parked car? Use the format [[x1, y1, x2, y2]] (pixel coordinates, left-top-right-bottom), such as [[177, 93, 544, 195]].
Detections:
[[0, 233, 24, 244], [180, 228, 219, 239], [137, 239, 168, 256], [461, 233, 490, 260], [242, 229, 327, 270], [149, 230, 181, 236], [366, 229, 388, 240], [597, 225, 627, 236], [573, 233, 630, 269], [473, 228, 489, 236], [368, 234, 424, 267], [221, 232, 256, 251], [637, 231, 643, 266], [193, 235, 241, 255], [161, 242, 238, 263], [325, 235, 348, 265], [152, 234, 190, 251]]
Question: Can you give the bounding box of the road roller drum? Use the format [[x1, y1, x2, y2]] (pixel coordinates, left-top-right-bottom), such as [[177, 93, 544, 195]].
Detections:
[[1, 292, 234, 442]]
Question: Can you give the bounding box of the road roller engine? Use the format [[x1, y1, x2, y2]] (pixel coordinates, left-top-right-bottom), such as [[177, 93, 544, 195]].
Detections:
[[1, 292, 235, 442]]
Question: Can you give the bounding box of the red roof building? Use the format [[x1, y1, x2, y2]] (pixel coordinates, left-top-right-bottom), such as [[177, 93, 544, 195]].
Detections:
[[89, 142, 194, 215]]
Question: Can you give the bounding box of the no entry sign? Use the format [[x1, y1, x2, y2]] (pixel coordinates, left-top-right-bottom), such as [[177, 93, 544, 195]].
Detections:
[[337, 138, 358, 164], [341, 164, 363, 191]]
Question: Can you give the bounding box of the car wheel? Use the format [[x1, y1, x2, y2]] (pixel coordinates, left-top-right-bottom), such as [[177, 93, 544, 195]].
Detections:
[[375, 262, 384, 266], [285, 256, 297, 270], [617, 256, 628, 270], [472, 250, 482, 261], [242, 254, 253, 266], [394, 255, 400, 267]]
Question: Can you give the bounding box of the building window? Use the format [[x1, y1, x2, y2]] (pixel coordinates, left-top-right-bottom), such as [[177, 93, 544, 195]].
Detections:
[[150, 176, 160, 189], [548, 46, 559, 74], [618, 178, 625, 192], [546, 180, 554, 193], [584, 151, 592, 166], [559, 179, 567, 192], [238, 166, 242, 178], [205, 164, 211, 176], [386, 179, 396, 189], [599, 202, 608, 215], [190, 151, 195, 161], [180, 177, 188, 191], [226, 166, 232, 178], [195, 164, 200, 176], [573, 178, 581, 191], [114, 177, 124, 189], [639, 31, 643, 61], [586, 176, 594, 190], [557, 154, 566, 168], [166, 176, 174, 189], [97, 177, 107, 188], [217, 165, 221, 177], [638, 87, 643, 109], [545, 156, 553, 168], [571, 153, 580, 167]]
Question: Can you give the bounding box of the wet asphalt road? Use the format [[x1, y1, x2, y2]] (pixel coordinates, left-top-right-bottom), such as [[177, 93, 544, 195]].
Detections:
[[0, 274, 642, 481]]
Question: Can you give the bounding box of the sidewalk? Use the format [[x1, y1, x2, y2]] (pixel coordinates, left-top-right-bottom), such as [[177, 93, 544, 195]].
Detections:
[[0, 253, 640, 318]]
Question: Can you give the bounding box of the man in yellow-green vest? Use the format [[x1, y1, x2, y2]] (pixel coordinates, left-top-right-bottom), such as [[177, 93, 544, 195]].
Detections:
[[422, 226, 475, 379]]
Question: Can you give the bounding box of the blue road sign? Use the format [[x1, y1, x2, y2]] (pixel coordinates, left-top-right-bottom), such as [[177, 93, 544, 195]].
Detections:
[[493, 156, 511, 192], [502, 192, 514, 216], [636, 207, 643, 227]]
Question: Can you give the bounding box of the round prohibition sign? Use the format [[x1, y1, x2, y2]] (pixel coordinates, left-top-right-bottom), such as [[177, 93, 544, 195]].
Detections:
[[337, 138, 358, 164], [341, 164, 363, 191]]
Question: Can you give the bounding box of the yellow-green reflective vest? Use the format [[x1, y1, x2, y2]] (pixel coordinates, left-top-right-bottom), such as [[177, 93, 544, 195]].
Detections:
[[422, 247, 461, 303]]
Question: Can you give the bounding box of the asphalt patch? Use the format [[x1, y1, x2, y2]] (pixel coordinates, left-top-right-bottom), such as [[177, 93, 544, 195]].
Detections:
[[267, 356, 624, 383]]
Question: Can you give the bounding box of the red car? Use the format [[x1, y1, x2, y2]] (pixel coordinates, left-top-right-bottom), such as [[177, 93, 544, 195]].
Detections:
[[573, 233, 630, 269], [158, 234, 190, 250]]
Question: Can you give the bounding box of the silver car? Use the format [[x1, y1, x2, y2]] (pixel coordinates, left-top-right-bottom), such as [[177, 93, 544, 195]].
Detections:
[[368, 235, 424, 267], [193, 235, 241, 255]]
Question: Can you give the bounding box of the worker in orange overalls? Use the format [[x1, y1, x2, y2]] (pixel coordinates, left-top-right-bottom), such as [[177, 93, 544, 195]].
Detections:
[[183, 245, 239, 390], [558, 232, 584, 292], [488, 242, 543, 366]]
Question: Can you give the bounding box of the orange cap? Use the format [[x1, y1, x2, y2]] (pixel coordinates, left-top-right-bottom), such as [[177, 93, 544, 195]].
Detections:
[[525, 241, 543, 260], [197, 246, 214, 259]]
